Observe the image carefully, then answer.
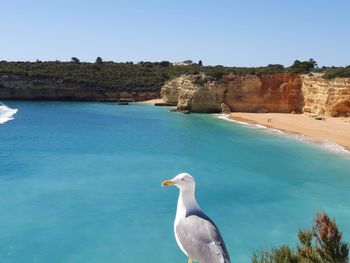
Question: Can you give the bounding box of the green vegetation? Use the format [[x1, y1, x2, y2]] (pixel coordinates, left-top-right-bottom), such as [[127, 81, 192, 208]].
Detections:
[[0, 59, 348, 92], [71, 57, 80, 64], [0, 60, 282, 92], [252, 212, 349, 263], [289, 59, 318, 74], [95, 57, 103, 64], [321, 66, 350, 79]]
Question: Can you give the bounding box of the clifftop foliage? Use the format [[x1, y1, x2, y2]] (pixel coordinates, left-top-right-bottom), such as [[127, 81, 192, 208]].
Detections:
[[321, 66, 350, 79], [252, 212, 349, 263], [0, 59, 347, 92]]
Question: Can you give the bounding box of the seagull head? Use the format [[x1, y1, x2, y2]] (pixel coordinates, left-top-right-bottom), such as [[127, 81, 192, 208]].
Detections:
[[162, 172, 195, 192]]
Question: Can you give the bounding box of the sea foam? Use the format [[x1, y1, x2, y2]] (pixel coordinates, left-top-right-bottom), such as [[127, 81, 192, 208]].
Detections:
[[0, 103, 18, 125]]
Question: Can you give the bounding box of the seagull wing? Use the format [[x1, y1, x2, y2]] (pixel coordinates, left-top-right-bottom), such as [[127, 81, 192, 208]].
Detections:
[[176, 213, 231, 263]]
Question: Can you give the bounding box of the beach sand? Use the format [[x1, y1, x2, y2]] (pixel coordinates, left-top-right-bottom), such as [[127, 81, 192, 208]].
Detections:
[[229, 113, 350, 150], [137, 98, 164, 105]]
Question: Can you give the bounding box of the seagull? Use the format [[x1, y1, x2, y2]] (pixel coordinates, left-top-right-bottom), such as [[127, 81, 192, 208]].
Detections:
[[162, 173, 231, 263]]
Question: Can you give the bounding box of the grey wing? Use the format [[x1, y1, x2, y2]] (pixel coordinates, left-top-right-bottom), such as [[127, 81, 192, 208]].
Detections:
[[176, 215, 231, 263]]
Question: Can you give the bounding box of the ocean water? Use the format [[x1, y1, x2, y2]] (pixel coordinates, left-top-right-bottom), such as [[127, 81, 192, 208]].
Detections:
[[0, 101, 350, 263]]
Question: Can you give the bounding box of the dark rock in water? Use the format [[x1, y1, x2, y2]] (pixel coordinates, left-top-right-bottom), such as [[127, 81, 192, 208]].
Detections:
[[117, 102, 129, 105], [119, 98, 134, 103], [103, 99, 118, 102], [155, 103, 177, 106], [170, 108, 190, 114]]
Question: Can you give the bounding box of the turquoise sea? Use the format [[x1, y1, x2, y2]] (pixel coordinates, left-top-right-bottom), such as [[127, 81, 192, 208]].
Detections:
[[1, 101, 350, 263]]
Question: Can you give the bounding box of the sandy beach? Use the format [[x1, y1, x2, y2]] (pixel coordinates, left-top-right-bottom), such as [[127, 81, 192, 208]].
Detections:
[[229, 113, 350, 150], [137, 98, 164, 105]]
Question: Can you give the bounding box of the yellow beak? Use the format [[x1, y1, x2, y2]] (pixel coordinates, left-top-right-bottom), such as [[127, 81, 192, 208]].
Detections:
[[161, 180, 175, 187]]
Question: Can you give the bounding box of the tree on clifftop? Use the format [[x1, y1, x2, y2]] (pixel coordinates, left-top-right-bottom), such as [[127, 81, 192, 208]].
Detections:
[[289, 58, 318, 73], [159, 61, 171, 67], [71, 57, 80, 64], [95, 57, 103, 64]]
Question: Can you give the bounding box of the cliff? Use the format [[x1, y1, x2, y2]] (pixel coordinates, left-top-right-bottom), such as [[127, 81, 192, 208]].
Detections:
[[161, 73, 350, 116], [161, 74, 226, 112], [2, 72, 349, 116], [0, 73, 159, 102], [302, 75, 350, 117], [162, 73, 304, 113]]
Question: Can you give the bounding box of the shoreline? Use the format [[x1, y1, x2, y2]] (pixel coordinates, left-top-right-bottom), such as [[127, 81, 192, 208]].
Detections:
[[136, 98, 164, 105], [226, 113, 350, 154]]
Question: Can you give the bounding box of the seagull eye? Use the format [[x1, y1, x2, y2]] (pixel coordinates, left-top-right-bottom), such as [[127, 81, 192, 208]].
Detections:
[[180, 178, 185, 181]]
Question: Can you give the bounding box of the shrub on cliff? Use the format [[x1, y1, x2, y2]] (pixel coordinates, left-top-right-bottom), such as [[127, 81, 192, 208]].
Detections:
[[95, 57, 103, 64], [288, 59, 317, 74], [3, 59, 347, 92], [252, 212, 349, 263], [71, 57, 80, 64], [205, 66, 227, 80], [323, 66, 350, 79], [252, 245, 298, 263]]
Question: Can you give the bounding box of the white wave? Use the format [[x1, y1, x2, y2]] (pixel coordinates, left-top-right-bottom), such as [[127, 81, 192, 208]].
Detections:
[[214, 113, 350, 156], [0, 103, 18, 125], [254, 124, 267, 129], [319, 140, 350, 154], [290, 134, 350, 154], [215, 114, 270, 131], [214, 114, 260, 127], [269, 128, 285, 135]]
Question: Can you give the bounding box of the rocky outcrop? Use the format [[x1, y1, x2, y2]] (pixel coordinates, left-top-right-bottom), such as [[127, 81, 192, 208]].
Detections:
[[0, 73, 159, 102], [302, 75, 350, 117], [221, 103, 231, 114], [161, 73, 303, 113], [160, 73, 350, 116], [161, 74, 226, 112], [160, 78, 181, 105]]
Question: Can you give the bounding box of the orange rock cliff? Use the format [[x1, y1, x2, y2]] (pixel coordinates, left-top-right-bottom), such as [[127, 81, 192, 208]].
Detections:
[[161, 73, 350, 117]]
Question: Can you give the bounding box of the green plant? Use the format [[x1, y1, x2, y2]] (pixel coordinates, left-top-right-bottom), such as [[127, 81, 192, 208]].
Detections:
[[252, 212, 349, 263], [95, 57, 103, 64], [71, 57, 80, 64]]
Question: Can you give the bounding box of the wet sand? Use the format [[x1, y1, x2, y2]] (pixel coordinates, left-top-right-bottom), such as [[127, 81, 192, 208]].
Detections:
[[229, 113, 350, 150]]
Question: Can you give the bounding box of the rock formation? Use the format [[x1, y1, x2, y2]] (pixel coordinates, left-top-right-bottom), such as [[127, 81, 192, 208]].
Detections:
[[0, 73, 159, 102], [161, 74, 226, 112], [161, 73, 350, 117], [302, 75, 350, 117], [1, 72, 349, 117], [221, 73, 303, 113], [160, 77, 182, 105], [221, 103, 231, 114], [161, 73, 304, 113]]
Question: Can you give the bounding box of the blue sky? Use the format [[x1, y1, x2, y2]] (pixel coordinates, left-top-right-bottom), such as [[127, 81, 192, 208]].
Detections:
[[1, 0, 349, 66]]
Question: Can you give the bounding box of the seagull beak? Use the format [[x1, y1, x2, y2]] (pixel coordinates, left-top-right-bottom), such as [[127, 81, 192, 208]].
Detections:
[[161, 180, 175, 187]]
